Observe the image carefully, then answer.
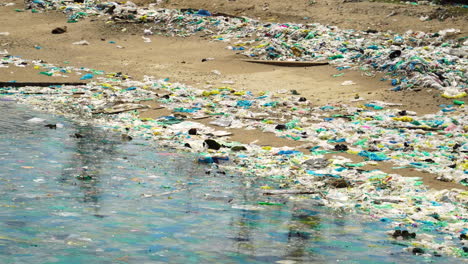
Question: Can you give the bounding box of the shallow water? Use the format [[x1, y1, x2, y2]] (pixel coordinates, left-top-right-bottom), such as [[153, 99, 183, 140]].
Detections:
[[0, 101, 458, 263]]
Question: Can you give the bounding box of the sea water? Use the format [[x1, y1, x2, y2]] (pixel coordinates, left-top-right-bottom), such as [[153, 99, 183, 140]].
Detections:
[[0, 101, 458, 263]]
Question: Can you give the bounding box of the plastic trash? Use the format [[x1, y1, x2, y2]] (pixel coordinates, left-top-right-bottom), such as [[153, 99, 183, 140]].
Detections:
[[341, 80, 356, 86], [3, 1, 468, 258], [72, 40, 90, 45], [303, 158, 330, 169], [196, 9, 211, 16], [80, 73, 94, 80], [26, 117, 45, 123]]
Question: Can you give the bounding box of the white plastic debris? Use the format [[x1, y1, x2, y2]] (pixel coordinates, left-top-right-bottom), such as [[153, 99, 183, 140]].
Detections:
[[143, 28, 153, 35], [26, 117, 45, 123], [341, 80, 356, 86], [72, 40, 90, 45]]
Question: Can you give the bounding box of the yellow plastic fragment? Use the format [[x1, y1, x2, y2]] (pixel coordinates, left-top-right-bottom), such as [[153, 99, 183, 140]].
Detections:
[[461, 161, 468, 170], [392, 116, 413, 122], [441, 92, 467, 99], [100, 83, 113, 89], [218, 86, 232, 91], [253, 43, 268, 49]]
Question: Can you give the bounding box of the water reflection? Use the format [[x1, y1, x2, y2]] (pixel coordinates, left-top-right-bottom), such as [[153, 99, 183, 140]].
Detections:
[[60, 126, 119, 210], [284, 205, 321, 261], [231, 209, 258, 256], [0, 102, 462, 264]]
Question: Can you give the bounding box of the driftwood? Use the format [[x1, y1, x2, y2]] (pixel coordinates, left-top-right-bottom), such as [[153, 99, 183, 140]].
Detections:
[[242, 116, 265, 121], [241, 59, 329, 67], [384, 126, 442, 131], [92, 104, 149, 114], [0, 92, 85, 95], [93, 107, 148, 114], [262, 189, 318, 195], [0, 82, 86, 87]]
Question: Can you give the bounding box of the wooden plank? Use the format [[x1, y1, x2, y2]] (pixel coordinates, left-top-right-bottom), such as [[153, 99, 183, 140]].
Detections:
[[152, 106, 165, 110], [92, 105, 149, 114], [241, 59, 328, 67], [382, 126, 441, 131], [0, 82, 86, 87], [262, 189, 318, 195]]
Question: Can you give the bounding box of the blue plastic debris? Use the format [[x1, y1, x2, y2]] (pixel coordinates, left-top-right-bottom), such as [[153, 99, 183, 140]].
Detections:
[[306, 170, 341, 178], [196, 9, 212, 16], [80, 73, 94, 80], [236, 100, 253, 108], [358, 151, 390, 161], [277, 150, 301, 155]]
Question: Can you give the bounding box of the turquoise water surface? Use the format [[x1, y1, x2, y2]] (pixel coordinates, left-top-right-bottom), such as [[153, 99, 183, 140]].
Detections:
[[0, 101, 458, 263]]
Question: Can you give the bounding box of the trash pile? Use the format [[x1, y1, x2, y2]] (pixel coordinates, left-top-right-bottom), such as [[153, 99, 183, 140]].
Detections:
[[1, 51, 467, 257], [21, 0, 468, 97]]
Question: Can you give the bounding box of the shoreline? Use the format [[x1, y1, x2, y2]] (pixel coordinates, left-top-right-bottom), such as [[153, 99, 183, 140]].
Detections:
[[1, 54, 467, 257], [1, 0, 467, 258]]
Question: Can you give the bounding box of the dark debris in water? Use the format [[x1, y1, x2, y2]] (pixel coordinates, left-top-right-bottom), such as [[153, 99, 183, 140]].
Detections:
[[287, 230, 311, 240], [44, 124, 57, 129], [76, 174, 94, 181], [72, 133, 84, 138], [228, 237, 250, 242], [412, 247, 425, 255], [93, 214, 109, 218], [121, 134, 132, 141], [392, 230, 416, 240], [4, 221, 27, 228]]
